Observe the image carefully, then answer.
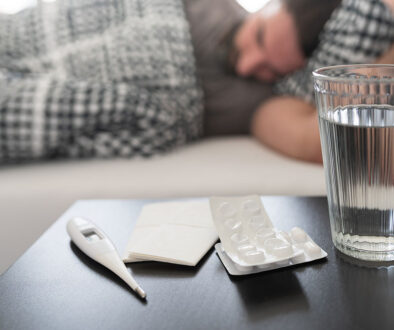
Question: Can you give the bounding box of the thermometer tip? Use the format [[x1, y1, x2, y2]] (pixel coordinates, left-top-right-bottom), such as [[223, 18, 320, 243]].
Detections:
[[136, 287, 146, 299]]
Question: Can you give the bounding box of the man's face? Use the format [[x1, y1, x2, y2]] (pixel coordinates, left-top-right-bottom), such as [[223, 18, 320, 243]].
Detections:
[[233, 1, 305, 82]]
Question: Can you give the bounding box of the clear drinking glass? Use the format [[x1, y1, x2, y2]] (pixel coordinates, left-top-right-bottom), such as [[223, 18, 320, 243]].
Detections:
[[313, 64, 394, 261]]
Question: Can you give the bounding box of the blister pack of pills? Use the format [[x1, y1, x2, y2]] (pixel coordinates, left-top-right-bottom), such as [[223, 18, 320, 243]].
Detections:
[[209, 196, 327, 275]]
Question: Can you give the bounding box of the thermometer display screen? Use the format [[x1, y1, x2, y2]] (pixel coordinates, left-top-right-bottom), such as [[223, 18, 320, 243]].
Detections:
[[83, 230, 102, 242]]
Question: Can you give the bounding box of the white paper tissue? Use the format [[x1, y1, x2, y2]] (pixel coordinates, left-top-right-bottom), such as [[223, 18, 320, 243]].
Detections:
[[123, 200, 218, 266]]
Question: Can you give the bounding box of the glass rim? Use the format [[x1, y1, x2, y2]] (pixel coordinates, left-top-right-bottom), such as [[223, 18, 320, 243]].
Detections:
[[312, 64, 394, 83]]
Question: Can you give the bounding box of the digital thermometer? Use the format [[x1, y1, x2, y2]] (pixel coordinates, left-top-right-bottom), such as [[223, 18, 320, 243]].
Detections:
[[67, 217, 146, 299]]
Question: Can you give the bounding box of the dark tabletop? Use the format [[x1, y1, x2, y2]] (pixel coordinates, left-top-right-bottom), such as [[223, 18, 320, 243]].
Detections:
[[1, 197, 393, 330]]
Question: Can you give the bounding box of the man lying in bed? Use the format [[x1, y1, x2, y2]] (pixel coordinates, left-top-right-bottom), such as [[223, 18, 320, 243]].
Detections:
[[0, 0, 392, 164], [232, 0, 394, 163], [184, 0, 341, 136]]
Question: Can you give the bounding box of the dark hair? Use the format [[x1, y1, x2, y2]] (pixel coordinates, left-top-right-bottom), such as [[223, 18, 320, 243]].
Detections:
[[283, 0, 342, 56]]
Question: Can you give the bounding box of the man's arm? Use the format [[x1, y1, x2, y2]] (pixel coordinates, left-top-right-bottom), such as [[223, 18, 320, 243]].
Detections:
[[252, 40, 394, 164], [251, 0, 393, 164], [251, 97, 322, 163]]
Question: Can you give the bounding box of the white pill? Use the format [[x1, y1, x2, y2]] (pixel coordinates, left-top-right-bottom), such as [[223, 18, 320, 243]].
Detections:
[[255, 228, 276, 247], [237, 245, 256, 260], [218, 202, 236, 218], [303, 241, 321, 257], [242, 199, 261, 215], [230, 233, 249, 246], [246, 216, 267, 237], [243, 250, 266, 264], [237, 244, 255, 254], [224, 218, 242, 232], [276, 231, 292, 244], [248, 215, 266, 228], [290, 227, 308, 243], [264, 238, 293, 258]]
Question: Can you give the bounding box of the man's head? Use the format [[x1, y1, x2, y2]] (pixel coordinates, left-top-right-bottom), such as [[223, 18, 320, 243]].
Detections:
[[231, 0, 305, 82]]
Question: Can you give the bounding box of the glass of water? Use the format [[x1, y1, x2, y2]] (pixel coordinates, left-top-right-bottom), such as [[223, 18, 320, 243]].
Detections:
[[313, 64, 394, 261]]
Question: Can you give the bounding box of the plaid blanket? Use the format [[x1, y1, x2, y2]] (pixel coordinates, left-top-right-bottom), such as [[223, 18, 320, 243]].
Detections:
[[0, 0, 203, 163], [276, 0, 394, 104]]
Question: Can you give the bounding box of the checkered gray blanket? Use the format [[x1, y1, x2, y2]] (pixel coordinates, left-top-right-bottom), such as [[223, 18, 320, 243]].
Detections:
[[0, 0, 203, 163], [276, 0, 394, 103]]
